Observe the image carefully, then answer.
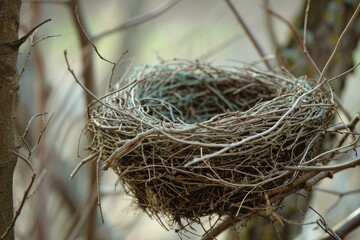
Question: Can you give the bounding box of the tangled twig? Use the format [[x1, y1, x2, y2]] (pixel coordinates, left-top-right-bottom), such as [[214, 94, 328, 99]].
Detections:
[[78, 59, 344, 233]]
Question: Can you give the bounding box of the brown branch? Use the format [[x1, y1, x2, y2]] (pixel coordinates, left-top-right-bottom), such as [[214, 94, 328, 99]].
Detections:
[[327, 113, 359, 132], [95, 152, 104, 223], [327, 61, 360, 83], [23, 0, 69, 3], [67, 1, 98, 238], [319, 207, 360, 240], [201, 170, 327, 239], [92, 0, 181, 41], [303, 0, 311, 56], [0, 153, 36, 240], [285, 156, 360, 172], [63, 50, 99, 101], [1, 112, 51, 239], [70, 153, 98, 179], [224, 0, 272, 70], [73, 7, 114, 65], [201, 218, 234, 240], [310, 207, 341, 240], [20, 112, 50, 156], [318, 2, 360, 84], [6, 18, 51, 49], [265, 7, 320, 75]]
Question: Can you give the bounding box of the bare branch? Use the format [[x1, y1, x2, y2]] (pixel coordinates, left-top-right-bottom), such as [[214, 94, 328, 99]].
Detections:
[[20, 112, 50, 156], [326, 61, 360, 83], [92, 0, 181, 41], [310, 207, 341, 240], [313, 188, 360, 197], [319, 207, 360, 240], [64, 50, 100, 102], [285, 156, 360, 172], [70, 152, 98, 180], [318, 2, 360, 84], [7, 18, 52, 49], [225, 0, 272, 70], [327, 113, 359, 132], [266, 7, 320, 75], [95, 152, 104, 223], [1, 112, 52, 239], [303, 0, 311, 55], [0, 171, 36, 240], [201, 218, 233, 240], [73, 6, 114, 65]]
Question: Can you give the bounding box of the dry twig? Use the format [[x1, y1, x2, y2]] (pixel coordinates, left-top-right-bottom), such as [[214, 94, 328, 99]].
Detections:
[[0, 113, 51, 240]]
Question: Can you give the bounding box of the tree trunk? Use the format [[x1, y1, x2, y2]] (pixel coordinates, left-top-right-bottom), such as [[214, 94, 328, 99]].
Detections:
[[0, 1, 21, 239]]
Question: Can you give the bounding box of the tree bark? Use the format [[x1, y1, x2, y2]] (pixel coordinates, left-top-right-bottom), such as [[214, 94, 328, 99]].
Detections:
[[0, 1, 21, 239]]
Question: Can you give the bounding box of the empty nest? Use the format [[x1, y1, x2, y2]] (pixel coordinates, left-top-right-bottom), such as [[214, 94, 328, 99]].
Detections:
[[85, 59, 334, 229]]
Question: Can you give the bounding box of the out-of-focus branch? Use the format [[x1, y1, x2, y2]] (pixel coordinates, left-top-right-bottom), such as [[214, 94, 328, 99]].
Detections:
[[67, 1, 98, 239], [1, 153, 36, 240], [310, 207, 341, 240], [265, 7, 320, 75], [319, 207, 360, 240], [285, 156, 360, 172], [92, 0, 181, 41], [1, 113, 51, 240], [224, 0, 272, 70], [201, 218, 233, 240], [318, 2, 360, 84]]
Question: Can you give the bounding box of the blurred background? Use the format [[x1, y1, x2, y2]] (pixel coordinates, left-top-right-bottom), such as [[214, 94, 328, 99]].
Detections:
[[14, 0, 360, 239]]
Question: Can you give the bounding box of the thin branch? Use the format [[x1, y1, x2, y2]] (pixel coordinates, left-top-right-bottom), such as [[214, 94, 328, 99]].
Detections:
[[70, 152, 98, 179], [263, 0, 277, 50], [225, 0, 272, 70], [7, 19, 52, 49], [92, 0, 181, 41], [310, 207, 341, 240], [326, 61, 360, 83], [1, 150, 35, 240], [64, 50, 100, 101], [303, 0, 311, 54], [313, 188, 360, 197], [20, 112, 47, 153], [66, 190, 98, 240], [327, 113, 359, 132], [319, 207, 360, 240], [201, 218, 233, 240], [23, 0, 69, 3], [1, 111, 52, 239], [318, 2, 360, 84], [31, 113, 53, 153], [285, 156, 360, 172], [333, 94, 353, 122], [0, 171, 36, 240], [95, 151, 104, 223], [74, 6, 114, 65], [31, 34, 61, 46], [14, 169, 47, 209], [107, 50, 129, 90], [18, 29, 60, 81], [266, 7, 320, 75], [198, 34, 241, 61]]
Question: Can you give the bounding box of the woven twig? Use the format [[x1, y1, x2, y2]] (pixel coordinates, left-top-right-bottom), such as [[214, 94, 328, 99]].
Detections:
[[84, 59, 335, 230]]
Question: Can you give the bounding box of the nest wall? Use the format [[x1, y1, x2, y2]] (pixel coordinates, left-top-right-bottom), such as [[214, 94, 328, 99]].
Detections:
[[86, 60, 334, 228]]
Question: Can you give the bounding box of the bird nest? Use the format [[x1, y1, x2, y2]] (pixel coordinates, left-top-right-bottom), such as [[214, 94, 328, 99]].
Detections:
[[85, 60, 334, 230]]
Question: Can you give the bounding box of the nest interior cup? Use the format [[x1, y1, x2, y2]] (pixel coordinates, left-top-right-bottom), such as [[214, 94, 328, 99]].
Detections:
[[87, 60, 333, 228]]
